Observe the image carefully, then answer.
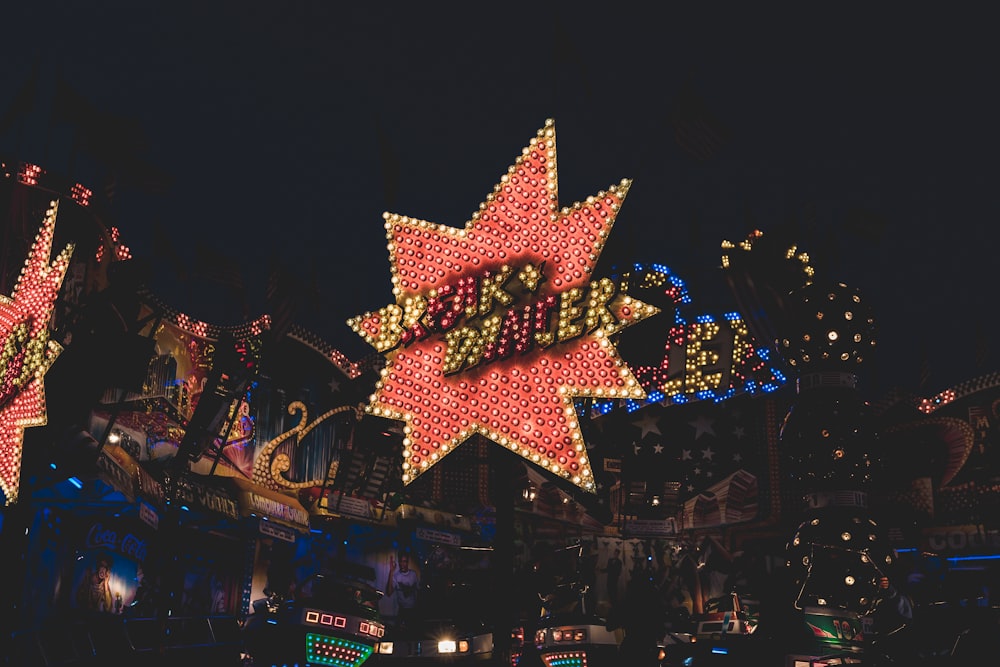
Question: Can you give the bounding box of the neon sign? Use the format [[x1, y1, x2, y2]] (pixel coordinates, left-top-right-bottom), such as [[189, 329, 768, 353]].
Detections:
[[0, 200, 74, 505], [349, 120, 658, 491], [592, 262, 788, 415]]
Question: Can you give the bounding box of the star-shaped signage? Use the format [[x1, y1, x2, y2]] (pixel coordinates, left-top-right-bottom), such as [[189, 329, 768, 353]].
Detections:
[[1, 201, 74, 505], [348, 120, 659, 492]]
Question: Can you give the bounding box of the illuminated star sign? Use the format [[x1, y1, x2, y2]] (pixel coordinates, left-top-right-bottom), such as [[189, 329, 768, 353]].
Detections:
[[348, 120, 659, 492], [0, 201, 74, 505]]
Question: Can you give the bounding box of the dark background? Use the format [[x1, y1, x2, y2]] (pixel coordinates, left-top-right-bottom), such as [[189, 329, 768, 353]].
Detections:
[[3, 2, 998, 398]]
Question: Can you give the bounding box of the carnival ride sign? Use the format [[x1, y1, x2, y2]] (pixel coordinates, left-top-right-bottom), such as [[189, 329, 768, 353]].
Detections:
[[349, 120, 658, 492], [0, 200, 73, 505]]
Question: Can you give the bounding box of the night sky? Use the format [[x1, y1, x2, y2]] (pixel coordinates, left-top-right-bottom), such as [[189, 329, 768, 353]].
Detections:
[[3, 3, 999, 398]]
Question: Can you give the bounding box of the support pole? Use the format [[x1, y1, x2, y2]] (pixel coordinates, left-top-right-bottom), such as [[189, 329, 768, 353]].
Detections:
[[489, 441, 516, 667]]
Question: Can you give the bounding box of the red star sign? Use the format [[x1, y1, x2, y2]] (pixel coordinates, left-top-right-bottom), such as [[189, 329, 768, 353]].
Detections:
[[348, 120, 658, 492], [1, 201, 74, 505]]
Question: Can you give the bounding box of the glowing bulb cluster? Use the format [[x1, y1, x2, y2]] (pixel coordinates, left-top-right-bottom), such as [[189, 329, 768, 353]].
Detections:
[[94, 226, 132, 263], [785, 512, 894, 614], [0, 201, 74, 505], [720, 229, 814, 282], [142, 291, 271, 340], [305, 632, 374, 667], [778, 281, 876, 371]]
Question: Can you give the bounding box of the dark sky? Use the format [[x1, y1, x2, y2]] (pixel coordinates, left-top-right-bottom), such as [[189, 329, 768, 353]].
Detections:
[[3, 2, 998, 397]]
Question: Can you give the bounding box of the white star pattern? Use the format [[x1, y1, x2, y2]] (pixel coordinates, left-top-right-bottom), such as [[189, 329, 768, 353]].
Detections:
[[602, 393, 769, 513], [633, 413, 661, 437], [689, 414, 715, 439]]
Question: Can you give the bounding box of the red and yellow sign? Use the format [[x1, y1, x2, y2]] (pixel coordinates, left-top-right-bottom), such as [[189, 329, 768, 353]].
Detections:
[[349, 120, 658, 491], [1, 200, 74, 505]]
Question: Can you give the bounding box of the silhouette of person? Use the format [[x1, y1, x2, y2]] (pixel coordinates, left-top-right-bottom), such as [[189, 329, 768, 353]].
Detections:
[[617, 574, 663, 666], [602, 547, 623, 608]]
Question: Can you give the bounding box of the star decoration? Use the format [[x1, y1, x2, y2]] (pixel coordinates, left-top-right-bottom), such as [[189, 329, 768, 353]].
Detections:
[[517, 263, 543, 292], [700, 446, 715, 461], [632, 412, 661, 437], [689, 414, 716, 439], [348, 120, 658, 492], [1, 201, 74, 505]]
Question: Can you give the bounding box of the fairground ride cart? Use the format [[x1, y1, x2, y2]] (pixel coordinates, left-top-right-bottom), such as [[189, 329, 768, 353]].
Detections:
[[242, 571, 384, 667]]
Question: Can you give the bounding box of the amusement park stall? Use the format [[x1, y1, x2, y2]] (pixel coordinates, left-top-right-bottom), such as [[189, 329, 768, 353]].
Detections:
[[0, 158, 392, 664]]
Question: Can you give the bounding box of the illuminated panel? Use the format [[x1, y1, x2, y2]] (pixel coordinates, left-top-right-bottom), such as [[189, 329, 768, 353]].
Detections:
[[0, 201, 73, 505], [70, 182, 92, 207], [918, 389, 956, 414], [348, 120, 659, 492], [302, 608, 384, 638], [94, 226, 132, 263], [305, 632, 374, 667], [17, 163, 42, 186], [540, 650, 589, 667]]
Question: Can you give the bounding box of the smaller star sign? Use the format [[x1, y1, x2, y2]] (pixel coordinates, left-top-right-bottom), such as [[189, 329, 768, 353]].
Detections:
[[1, 201, 74, 505], [348, 120, 659, 492]]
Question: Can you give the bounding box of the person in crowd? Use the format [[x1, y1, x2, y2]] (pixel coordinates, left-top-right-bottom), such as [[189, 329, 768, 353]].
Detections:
[[866, 574, 915, 665], [386, 552, 419, 627]]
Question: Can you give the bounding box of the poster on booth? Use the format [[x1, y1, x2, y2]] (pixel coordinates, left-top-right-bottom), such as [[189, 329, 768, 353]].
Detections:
[[172, 527, 243, 616], [70, 518, 147, 614]]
